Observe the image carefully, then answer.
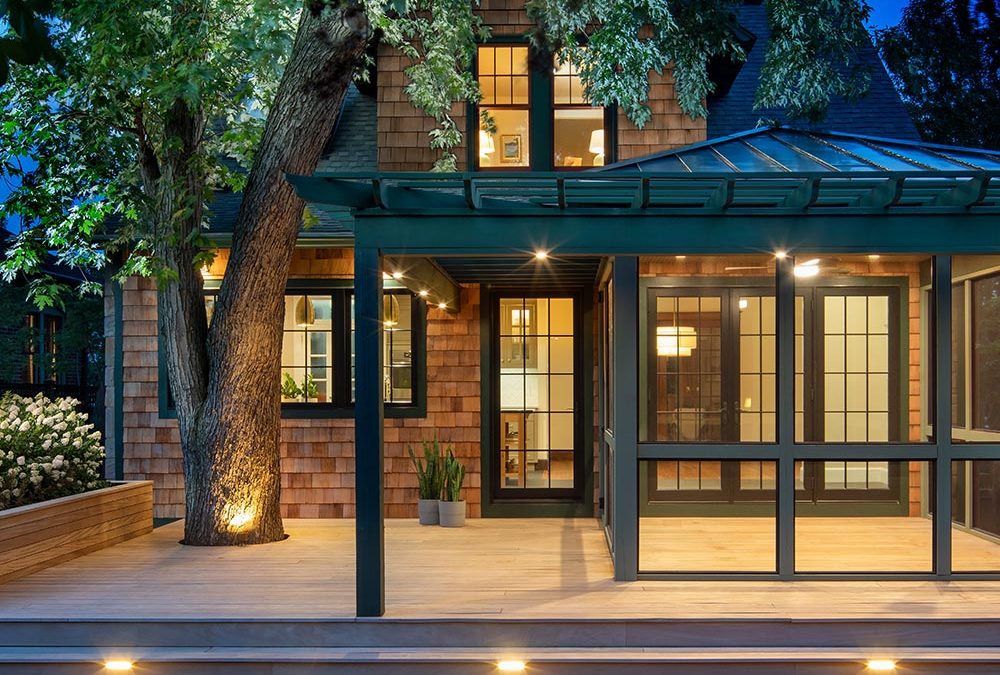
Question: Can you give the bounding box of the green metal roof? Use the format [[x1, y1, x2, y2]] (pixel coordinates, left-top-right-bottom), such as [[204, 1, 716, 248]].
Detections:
[[601, 128, 1000, 173], [286, 129, 1000, 218]]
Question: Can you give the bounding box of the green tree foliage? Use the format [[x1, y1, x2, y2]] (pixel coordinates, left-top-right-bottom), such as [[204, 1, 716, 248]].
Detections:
[[1, 0, 877, 290], [0, 0, 63, 85], [526, 0, 872, 126], [876, 0, 1000, 148]]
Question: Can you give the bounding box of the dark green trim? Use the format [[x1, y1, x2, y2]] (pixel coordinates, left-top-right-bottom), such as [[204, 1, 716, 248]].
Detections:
[[113, 279, 125, 481], [933, 255, 954, 576], [611, 256, 639, 580], [346, 212, 1000, 256], [478, 286, 595, 517], [354, 246, 384, 617], [157, 282, 427, 420]]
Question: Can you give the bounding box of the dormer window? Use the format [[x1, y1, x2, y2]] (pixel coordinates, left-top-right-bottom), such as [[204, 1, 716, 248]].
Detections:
[[477, 46, 530, 168], [553, 56, 606, 168], [475, 44, 611, 171]]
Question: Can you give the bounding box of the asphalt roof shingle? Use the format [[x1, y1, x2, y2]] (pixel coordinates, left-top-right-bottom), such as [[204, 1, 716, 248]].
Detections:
[[706, 4, 920, 140]]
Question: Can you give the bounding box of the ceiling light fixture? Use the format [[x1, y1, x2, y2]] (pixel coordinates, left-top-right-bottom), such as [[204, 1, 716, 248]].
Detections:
[[437, 301, 447, 310], [866, 659, 897, 672], [793, 258, 821, 278], [497, 660, 527, 673], [419, 290, 429, 298], [103, 661, 134, 672], [774, 250, 788, 260], [534, 250, 549, 261], [868, 254, 881, 261], [391, 271, 403, 280]]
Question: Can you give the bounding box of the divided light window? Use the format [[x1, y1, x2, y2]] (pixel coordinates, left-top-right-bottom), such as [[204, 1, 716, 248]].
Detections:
[[476, 44, 609, 170], [477, 46, 530, 169], [553, 55, 605, 168], [280, 290, 420, 409], [164, 288, 423, 417]]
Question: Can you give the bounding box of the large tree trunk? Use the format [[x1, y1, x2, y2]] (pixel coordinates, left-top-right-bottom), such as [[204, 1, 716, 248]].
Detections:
[[177, 4, 371, 545]]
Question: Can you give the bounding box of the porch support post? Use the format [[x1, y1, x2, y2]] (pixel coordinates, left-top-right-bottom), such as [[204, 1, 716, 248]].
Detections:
[[933, 255, 953, 577], [611, 256, 639, 581], [354, 245, 385, 616], [775, 255, 796, 579]]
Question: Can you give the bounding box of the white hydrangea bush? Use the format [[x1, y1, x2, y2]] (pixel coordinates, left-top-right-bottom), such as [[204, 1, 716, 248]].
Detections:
[[0, 393, 107, 510]]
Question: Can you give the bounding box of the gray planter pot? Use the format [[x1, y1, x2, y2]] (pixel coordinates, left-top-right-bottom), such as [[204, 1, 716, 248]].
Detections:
[[438, 500, 466, 528], [417, 499, 439, 525]]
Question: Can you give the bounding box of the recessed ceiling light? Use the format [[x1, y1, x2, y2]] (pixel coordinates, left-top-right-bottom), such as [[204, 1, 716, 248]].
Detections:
[[774, 250, 788, 260], [391, 271, 403, 280], [437, 302, 447, 310], [104, 661, 134, 672], [534, 250, 549, 261], [419, 290, 429, 298], [866, 659, 897, 671], [497, 660, 526, 672], [675, 255, 687, 260], [868, 254, 881, 261]]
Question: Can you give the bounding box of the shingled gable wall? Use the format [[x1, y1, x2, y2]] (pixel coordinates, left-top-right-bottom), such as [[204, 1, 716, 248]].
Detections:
[[376, 0, 706, 171], [111, 248, 483, 519]]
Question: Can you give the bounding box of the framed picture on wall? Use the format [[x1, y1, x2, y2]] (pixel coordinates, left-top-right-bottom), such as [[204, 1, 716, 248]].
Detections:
[[501, 134, 522, 163]]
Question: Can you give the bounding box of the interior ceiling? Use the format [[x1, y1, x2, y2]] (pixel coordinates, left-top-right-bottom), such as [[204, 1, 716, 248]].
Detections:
[[433, 255, 604, 287]]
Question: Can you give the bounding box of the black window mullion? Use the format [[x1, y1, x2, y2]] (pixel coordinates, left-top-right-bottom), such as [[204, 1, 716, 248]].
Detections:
[[332, 290, 351, 408]]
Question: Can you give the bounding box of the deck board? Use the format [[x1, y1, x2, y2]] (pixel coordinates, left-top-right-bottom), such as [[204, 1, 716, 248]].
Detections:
[[1, 518, 999, 620]]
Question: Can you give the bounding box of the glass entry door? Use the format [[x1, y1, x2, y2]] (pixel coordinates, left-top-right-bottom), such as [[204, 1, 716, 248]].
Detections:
[[495, 295, 581, 500]]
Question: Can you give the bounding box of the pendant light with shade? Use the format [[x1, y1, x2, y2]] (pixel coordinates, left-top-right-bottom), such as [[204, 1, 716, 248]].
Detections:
[[294, 296, 315, 327], [656, 325, 697, 357]]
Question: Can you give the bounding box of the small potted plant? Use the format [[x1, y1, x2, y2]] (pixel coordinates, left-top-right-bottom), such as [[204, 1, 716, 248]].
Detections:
[[408, 439, 443, 525], [439, 450, 466, 528]]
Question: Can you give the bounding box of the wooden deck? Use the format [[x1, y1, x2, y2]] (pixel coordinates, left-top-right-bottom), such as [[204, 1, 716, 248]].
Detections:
[[2, 517, 1000, 621]]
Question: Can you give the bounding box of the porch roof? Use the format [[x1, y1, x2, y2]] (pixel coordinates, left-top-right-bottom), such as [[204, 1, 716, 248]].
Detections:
[[287, 129, 1000, 220]]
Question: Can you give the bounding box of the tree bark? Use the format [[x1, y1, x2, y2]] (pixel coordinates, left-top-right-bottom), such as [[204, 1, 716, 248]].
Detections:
[[176, 4, 371, 545]]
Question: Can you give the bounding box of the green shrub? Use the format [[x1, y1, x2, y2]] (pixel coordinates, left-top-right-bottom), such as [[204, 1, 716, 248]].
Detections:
[[0, 393, 107, 510]]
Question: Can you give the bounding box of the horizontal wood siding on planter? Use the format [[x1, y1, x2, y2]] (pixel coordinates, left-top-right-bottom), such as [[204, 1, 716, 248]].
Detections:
[[0, 481, 153, 584]]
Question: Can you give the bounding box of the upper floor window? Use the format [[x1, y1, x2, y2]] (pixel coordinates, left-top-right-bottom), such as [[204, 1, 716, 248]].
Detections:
[[553, 56, 605, 168], [475, 44, 609, 171], [477, 46, 530, 169]]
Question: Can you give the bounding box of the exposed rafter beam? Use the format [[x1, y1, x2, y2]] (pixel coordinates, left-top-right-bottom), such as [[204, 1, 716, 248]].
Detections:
[[931, 174, 992, 208], [383, 256, 461, 314]]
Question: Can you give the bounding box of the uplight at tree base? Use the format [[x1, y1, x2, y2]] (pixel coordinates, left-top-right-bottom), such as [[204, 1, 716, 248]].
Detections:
[[227, 507, 256, 531]]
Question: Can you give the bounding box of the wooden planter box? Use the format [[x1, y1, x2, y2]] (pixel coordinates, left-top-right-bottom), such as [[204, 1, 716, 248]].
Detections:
[[0, 480, 153, 584]]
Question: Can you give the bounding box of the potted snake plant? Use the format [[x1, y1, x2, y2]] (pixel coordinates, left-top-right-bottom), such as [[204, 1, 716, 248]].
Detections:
[[438, 450, 467, 528], [408, 439, 444, 525]]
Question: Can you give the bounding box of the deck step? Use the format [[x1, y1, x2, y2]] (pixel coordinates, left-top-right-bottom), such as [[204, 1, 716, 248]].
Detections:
[[2, 646, 1000, 674], [4, 617, 1000, 650]]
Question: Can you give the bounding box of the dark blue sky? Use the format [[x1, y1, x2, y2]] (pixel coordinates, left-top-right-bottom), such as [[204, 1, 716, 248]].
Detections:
[[868, 0, 908, 28]]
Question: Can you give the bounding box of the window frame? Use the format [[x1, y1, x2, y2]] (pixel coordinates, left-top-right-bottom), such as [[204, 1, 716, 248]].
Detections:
[[469, 38, 616, 172], [159, 281, 426, 420], [947, 268, 1000, 440]]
